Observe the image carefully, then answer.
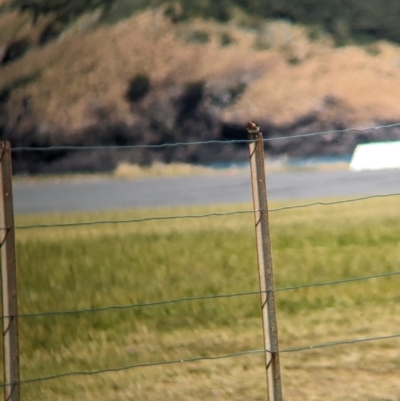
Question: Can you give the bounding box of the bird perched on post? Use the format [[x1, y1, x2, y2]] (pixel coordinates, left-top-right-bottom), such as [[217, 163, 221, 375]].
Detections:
[[246, 121, 260, 134]]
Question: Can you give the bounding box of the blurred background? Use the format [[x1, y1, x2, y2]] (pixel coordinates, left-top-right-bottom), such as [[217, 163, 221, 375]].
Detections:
[[1, 3, 400, 399], [1, 0, 400, 174]]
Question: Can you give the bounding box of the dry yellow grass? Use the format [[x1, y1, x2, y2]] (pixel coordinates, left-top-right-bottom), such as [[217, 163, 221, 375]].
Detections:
[[0, 10, 54, 47], [114, 161, 220, 177], [21, 306, 400, 400], [2, 9, 400, 135], [1, 10, 265, 130], [225, 22, 400, 125]]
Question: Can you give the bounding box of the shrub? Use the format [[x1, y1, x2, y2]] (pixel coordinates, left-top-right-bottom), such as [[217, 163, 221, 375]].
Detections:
[[187, 30, 210, 44], [0, 38, 31, 65], [178, 80, 204, 120], [125, 73, 151, 103], [220, 32, 235, 47], [38, 21, 65, 45]]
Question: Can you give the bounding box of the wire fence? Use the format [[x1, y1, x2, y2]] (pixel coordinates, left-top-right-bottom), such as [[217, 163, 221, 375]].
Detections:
[[8, 266, 400, 320], [1, 127, 400, 398], [10, 120, 400, 152], [13, 193, 400, 230], [3, 332, 400, 388]]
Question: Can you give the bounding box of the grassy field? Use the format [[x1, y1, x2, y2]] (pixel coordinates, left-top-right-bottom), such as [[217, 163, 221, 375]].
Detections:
[[5, 195, 400, 400]]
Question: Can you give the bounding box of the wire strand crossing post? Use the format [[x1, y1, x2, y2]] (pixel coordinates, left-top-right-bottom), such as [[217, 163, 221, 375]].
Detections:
[[247, 122, 283, 401], [0, 141, 20, 401]]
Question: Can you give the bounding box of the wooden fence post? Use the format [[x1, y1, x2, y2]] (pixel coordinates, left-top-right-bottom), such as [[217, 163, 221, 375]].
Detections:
[[0, 141, 20, 401], [247, 122, 283, 401]]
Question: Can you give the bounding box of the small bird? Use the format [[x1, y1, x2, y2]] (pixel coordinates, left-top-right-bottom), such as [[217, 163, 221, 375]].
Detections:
[[246, 121, 260, 134]]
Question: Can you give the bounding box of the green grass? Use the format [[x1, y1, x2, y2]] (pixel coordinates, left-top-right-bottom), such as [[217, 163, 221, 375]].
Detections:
[[6, 196, 400, 399]]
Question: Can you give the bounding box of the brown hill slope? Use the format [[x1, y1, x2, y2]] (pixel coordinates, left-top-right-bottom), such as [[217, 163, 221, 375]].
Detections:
[[2, 10, 400, 172]]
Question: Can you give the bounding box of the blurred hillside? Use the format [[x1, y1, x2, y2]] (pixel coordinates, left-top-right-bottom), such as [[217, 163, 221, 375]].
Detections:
[[2, 1, 400, 173]]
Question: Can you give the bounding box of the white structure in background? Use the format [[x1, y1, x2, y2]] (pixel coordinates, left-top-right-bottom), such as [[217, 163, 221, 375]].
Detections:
[[350, 141, 400, 171]]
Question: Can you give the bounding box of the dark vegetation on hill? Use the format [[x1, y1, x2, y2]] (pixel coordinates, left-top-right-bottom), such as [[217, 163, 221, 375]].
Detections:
[[2, 0, 400, 173], [6, 0, 400, 44], [8, 0, 400, 42]]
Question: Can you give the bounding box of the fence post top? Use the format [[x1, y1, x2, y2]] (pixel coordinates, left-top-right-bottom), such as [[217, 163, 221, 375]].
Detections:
[[246, 121, 263, 141], [246, 121, 260, 134], [0, 142, 10, 151]]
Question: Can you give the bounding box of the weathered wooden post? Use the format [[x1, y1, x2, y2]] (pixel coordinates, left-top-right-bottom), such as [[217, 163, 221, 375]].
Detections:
[[247, 122, 283, 401], [0, 141, 20, 401]]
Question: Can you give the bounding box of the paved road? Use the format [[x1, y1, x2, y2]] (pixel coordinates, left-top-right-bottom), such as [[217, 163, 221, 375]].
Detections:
[[13, 169, 400, 214]]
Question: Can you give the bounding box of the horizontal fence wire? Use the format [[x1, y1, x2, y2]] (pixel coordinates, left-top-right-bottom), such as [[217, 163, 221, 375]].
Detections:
[[10, 122, 400, 152], [280, 333, 400, 353], [14, 209, 257, 229], [262, 121, 400, 142], [269, 193, 400, 212], [14, 193, 400, 230], [276, 270, 400, 292], [2, 333, 400, 388], [11, 139, 253, 152], [14, 270, 400, 319]]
